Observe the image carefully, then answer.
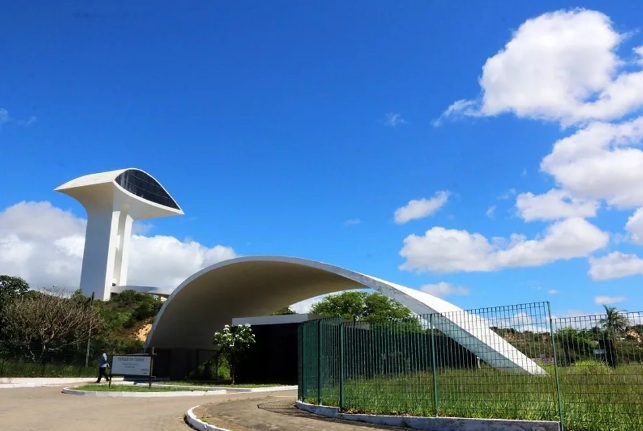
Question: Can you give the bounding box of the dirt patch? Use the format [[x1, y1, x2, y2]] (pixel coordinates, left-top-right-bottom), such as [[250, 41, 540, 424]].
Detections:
[[134, 323, 153, 342]]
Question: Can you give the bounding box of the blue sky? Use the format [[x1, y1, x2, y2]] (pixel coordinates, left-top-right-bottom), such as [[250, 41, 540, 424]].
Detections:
[[2, 1, 643, 317]]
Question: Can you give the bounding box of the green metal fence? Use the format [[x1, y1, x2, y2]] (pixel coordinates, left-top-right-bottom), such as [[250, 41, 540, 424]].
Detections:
[[552, 311, 643, 431], [298, 302, 643, 431]]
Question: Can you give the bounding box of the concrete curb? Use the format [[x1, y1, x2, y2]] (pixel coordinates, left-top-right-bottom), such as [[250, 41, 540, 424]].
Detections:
[[185, 405, 229, 431], [215, 385, 297, 393], [0, 377, 123, 389], [296, 401, 561, 431], [62, 387, 226, 397]]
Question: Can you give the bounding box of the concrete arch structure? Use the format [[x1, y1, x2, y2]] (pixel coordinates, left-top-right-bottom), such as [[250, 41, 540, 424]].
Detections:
[[146, 256, 546, 375]]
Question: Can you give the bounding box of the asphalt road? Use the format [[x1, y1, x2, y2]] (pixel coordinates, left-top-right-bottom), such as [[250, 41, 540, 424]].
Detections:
[[0, 385, 297, 431], [0, 385, 407, 431]]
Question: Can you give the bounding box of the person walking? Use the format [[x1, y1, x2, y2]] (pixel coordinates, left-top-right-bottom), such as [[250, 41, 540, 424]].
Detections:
[[95, 351, 111, 383]]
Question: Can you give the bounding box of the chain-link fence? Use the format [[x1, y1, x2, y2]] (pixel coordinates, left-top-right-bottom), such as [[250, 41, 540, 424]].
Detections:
[[298, 302, 643, 431], [0, 343, 97, 377], [0, 340, 146, 378]]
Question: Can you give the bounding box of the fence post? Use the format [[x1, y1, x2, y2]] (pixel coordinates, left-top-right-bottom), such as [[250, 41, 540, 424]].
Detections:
[[430, 313, 439, 417], [547, 302, 565, 431], [317, 319, 322, 406], [339, 321, 345, 411], [299, 325, 305, 401]]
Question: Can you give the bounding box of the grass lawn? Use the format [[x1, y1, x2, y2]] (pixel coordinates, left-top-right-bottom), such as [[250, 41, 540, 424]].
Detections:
[[0, 361, 96, 378], [303, 363, 643, 431]]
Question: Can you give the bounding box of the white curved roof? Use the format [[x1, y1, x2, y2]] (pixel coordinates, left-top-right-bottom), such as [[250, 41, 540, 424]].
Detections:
[[56, 168, 183, 219], [146, 256, 546, 375]]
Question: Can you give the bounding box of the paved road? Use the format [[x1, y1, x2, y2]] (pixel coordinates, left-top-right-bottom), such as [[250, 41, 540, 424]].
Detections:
[[0, 386, 403, 431], [0, 385, 297, 431], [196, 396, 403, 431]]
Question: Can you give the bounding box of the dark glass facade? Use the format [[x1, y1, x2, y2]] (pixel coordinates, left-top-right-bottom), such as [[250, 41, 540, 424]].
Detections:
[[115, 170, 180, 209]]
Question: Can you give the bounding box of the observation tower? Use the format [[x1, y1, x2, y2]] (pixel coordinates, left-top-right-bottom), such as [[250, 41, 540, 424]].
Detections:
[[56, 169, 183, 300]]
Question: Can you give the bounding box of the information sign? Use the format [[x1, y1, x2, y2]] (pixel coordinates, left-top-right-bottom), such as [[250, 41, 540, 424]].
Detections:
[[112, 355, 152, 376]]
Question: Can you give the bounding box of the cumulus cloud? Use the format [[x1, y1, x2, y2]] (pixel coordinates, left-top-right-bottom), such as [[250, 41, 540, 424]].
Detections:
[[625, 208, 643, 244], [440, 9, 643, 126], [394, 191, 450, 224], [541, 117, 643, 208], [420, 282, 470, 297], [589, 251, 643, 281], [400, 218, 608, 273], [516, 189, 599, 221], [0, 201, 236, 290], [594, 295, 626, 305]]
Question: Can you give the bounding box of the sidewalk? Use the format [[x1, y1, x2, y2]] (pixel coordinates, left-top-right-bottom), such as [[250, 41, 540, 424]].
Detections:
[[195, 395, 402, 431]]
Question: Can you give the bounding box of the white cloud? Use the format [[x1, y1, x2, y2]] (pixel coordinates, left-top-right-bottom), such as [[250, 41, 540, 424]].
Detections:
[[636, 46, 643, 65], [589, 251, 643, 281], [420, 282, 470, 297], [594, 295, 626, 305], [0, 108, 9, 125], [541, 117, 643, 208], [343, 218, 361, 227], [394, 191, 450, 224], [485, 205, 496, 218], [440, 9, 643, 126], [0, 201, 236, 290], [400, 217, 608, 273], [384, 112, 407, 127], [548, 289, 559, 295], [0, 109, 36, 127], [625, 208, 643, 244], [516, 189, 598, 221], [128, 236, 236, 288]]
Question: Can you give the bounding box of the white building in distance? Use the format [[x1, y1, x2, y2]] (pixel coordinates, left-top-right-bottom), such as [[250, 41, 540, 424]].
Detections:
[[56, 168, 183, 300]]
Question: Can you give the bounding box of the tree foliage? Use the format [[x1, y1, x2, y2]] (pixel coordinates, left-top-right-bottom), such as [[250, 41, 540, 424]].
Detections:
[[0, 275, 29, 302], [600, 306, 629, 338], [272, 306, 296, 315], [213, 324, 256, 384], [2, 287, 104, 362], [310, 291, 413, 322], [0, 275, 30, 322]]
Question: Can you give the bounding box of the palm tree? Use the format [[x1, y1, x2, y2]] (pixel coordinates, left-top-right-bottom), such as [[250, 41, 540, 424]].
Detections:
[[599, 305, 629, 338]]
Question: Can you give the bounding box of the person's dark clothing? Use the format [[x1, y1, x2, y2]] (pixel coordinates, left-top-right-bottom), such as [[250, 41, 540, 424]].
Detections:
[[96, 353, 110, 383]]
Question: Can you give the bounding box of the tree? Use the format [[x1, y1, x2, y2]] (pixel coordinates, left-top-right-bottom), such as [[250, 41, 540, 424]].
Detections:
[[598, 306, 630, 367], [600, 305, 629, 338], [0, 276, 31, 345], [0, 275, 29, 302], [310, 291, 413, 323], [213, 324, 256, 384], [2, 287, 104, 362], [272, 306, 296, 315], [0, 275, 30, 318]]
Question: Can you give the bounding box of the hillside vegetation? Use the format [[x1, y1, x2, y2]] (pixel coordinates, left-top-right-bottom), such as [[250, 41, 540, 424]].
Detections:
[[0, 275, 161, 373]]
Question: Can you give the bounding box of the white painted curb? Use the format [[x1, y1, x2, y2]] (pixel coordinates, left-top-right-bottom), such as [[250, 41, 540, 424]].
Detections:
[[62, 387, 226, 397], [219, 385, 297, 393], [296, 401, 561, 431], [0, 377, 120, 388], [185, 405, 229, 431]]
